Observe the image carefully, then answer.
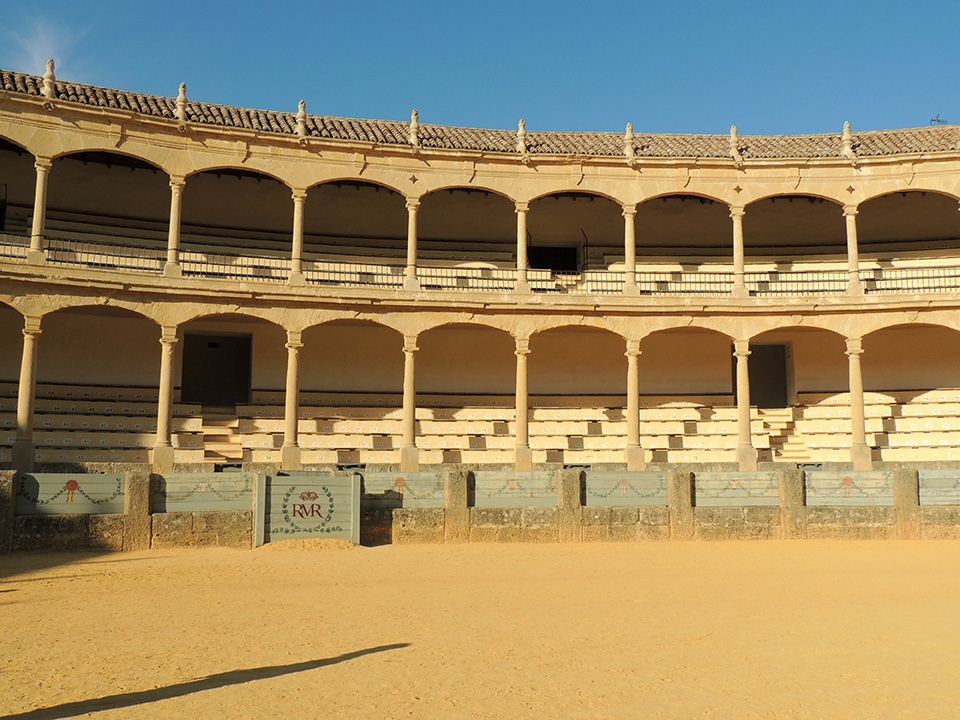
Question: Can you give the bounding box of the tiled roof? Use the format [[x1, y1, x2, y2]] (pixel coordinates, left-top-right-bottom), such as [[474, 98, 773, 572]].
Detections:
[[3, 68, 959, 160]]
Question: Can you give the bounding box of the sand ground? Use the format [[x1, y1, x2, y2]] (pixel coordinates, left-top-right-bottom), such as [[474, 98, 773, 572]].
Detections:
[[2, 540, 960, 719]]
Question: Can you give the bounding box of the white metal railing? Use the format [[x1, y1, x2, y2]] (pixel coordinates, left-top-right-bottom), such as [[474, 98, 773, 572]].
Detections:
[[0, 233, 29, 259], [637, 271, 734, 296], [304, 259, 404, 288], [863, 266, 960, 294], [46, 236, 165, 272], [746, 270, 848, 295], [419, 266, 517, 291], [180, 250, 289, 281]]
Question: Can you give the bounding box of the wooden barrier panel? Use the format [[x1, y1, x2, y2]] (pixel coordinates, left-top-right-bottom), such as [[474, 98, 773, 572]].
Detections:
[[16, 473, 126, 515], [152, 472, 255, 512], [361, 471, 444, 509], [694, 471, 780, 507], [583, 471, 668, 506], [805, 471, 895, 506], [919, 470, 960, 506], [259, 473, 360, 545], [473, 471, 557, 507]]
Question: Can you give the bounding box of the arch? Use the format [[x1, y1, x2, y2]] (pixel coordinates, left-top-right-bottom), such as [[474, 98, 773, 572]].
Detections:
[[185, 163, 289, 187], [527, 188, 624, 206], [747, 321, 846, 342], [529, 324, 629, 396], [0, 135, 31, 154], [300, 319, 404, 394], [638, 190, 729, 207], [859, 187, 960, 206], [41, 304, 160, 325], [860, 323, 960, 393], [418, 323, 516, 395], [638, 322, 734, 343], [302, 316, 404, 338], [307, 177, 406, 197], [861, 320, 960, 342], [51, 148, 166, 173], [530, 320, 626, 341], [741, 193, 846, 259], [633, 194, 733, 262], [856, 190, 960, 256], [178, 309, 287, 329], [418, 319, 517, 339], [419, 184, 517, 205], [745, 191, 846, 208], [636, 326, 737, 397]]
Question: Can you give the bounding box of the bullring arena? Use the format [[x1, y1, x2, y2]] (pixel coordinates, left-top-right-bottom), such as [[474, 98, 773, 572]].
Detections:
[[3, 61, 960, 716]]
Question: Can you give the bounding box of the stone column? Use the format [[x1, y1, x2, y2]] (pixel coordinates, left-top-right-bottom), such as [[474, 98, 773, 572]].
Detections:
[[444, 467, 470, 542], [28, 157, 52, 264], [668, 469, 695, 540], [281, 330, 303, 471], [515, 201, 530, 293], [844, 204, 864, 296], [625, 339, 645, 470], [514, 336, 532, 471], [289, 189, 307, 285], [846, 337, 873, 470], [557, 468, 583, 542], [151, 326, 178, 473], [164, 175, 185, 277], [622, 204, 638, 295], [400, 335, 419, 471], [12, 316, 42, 473], [730, 205, 747, 298], [734, 339, 757, 471], [404, 198, 420, 291]]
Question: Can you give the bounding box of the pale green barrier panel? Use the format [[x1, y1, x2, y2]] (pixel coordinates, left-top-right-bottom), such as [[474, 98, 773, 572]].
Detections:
[[260, 474, 360, 544], [583, 471, 667, 506], [695, 471, 779, 507], [805, 470, 894, 507], [919, 469, 960, 506], [152, 472, 255, 512], [361, 471, 444, 509], [16, 473, 125, 515], [473, 471, 556, 507]]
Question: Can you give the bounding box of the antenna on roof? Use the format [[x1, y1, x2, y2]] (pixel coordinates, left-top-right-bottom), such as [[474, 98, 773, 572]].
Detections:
[[931, 113, 947, 125], [842, 121, 858, 166], [296, 100, 307, 139], [175, 82, 187, 124], [409, 109, 420, 151], [42, 59, 56, 99], [729, 125, 744, 168], [624, 123, 637, 167]]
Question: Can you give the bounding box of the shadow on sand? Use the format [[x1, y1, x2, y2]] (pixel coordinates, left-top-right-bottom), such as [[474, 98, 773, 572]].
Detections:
[[1, 643, 410, 720]]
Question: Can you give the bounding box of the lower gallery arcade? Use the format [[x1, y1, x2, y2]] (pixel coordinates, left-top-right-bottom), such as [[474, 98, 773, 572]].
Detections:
[[3, 302, 959, 473]]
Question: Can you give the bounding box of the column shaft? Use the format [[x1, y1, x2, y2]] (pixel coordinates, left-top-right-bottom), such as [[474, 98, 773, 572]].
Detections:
[[405, 199, 420, 290], [734, 339, 757, 470], [623, 205, 638, 294], [844, 205, 864, 295], [13, 318, 41, 472], [846, 337, 872, 470], [515, 202, 529, 292], [165, 176, 185, 274], [400, 336, 419, 471], [282, 331, 303, 470], [152, 327, 178, 472], [29, 158, 52, 260], [730, 206, 747, 297], [290, 190, 307, 280], [625, 339, 644, 470], [515, 337, 532, 470]]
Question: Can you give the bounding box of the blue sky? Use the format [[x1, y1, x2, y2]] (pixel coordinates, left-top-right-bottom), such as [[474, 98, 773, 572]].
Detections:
[[2, 1, 959, 136]]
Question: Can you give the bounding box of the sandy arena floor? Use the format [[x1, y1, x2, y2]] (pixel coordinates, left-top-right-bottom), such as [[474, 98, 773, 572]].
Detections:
[[2, 540, 960, 719]]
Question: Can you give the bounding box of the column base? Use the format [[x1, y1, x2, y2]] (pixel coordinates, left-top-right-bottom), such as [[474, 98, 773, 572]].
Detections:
[[731, 283, 749, 299], [737, 443, 758, 471], [287, 271, 305, 287], [625, 445, 646, 471], [281, 445, 302, 471], [26, 249, 46, 266], [403, 275, 421, 291], [851, 442, 873, 471], [623, 283, 640, 297], [151, 445, 175, 473], [163, 262, 182, 278], [514, 445, 533, 471], [846, 281, 865, 297], [400, 446, 419, 472], [12, 439, 36, 473], [515, 279, 531, 294]]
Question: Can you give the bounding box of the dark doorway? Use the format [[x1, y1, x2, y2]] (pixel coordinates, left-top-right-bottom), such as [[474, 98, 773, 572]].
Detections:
[[732, 344, 788, 409], [181, 333, 252, 407], [528, 245, 579, 273]]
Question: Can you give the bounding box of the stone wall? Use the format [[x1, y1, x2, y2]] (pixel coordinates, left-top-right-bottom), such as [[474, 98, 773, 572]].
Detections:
[[151, 511, 252, 548]]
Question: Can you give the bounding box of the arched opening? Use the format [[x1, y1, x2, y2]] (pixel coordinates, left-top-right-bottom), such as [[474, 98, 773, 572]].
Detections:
[[634, 195, 731, 267], [0, 138, 34, 250], [0, 303, 24, 466], [418, 188, 515, 267], [527, 193, 622, 275], [744, 195, 846, 263], [858, 191, 960, 258], [45, 151, 169, 266], [529, 326, 626, 465]]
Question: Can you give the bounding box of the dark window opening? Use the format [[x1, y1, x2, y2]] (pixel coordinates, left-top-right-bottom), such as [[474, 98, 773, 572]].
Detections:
[[529, 246, 579, 274], [181, 333, 252, 407], [732, 343, 788, 409]]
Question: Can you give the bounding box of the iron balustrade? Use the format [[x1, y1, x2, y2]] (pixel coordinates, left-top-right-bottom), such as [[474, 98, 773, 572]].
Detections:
[[180, 249, 290, 280], [304, 260, 404, 288], [418, 266, 517, 291], [46, 236, 165, 271], [0, 234, 29, 259], [636, 271, 734, 296], [745, 270, 848, 295], [863, 266, 960, 294]]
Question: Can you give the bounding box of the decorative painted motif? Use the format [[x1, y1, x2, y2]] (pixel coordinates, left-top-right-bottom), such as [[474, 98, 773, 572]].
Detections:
[[262, 474, 360, 544], [919, 470, 960, 506], [805, 471, 894, 506], [584, 471, 668, 506], [152, 472, 253, 512], [361, 471, 444, 508], [473, 471, 556, 507], [16, 474, 125, 515], [695, 472, 779, 507], [270, 485, 342, 535]]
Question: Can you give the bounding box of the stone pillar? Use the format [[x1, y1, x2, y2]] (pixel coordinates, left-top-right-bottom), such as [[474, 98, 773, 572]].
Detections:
[[778, 467, 806, 539], [846, 337, 873, 470], [28, 157, 52, 264], [515, 201, 530, 293], [281, 330, 303, 471], [151, 326, 178, 473], [289, 189, 307, 285], [122, 471, 152, 552], [404, 198, 420, 291], [400, 335, 419, 471], [12, 316, 41, 473], [730, 205, 747, 298], [843, 205, 864, 296], [514, 335, 532, 471], [558, 468, 583, 542], [622, 204, 638, 295], [734, 339, 757, 471], [894, 468, 921, 540], [668, 469, 694, 540], [625, 339, 645, 470], [164, 175, 185, 277], [0, 470, 15, 553], [444, 467, 469, 542]]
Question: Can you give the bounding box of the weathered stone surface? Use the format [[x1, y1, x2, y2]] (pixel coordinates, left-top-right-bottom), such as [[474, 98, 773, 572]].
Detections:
[[444, 468, 470, 543], [0, 471, 15, 553], [519, 506, 559, 542], [88, 514, 125, 551], [806, 507, 897, 539], [470, 507, 522, 542], [636, 507, 670, 541], [668, 470, 695, 540], [557, 469, 582, 542], [921, 507, 960, 539], [393, 508, 445, 544], [123, 472, 151, 551], [13, 514, 90, 551], [151, 510, 252, 548], [360, 508, 393, 546], [894, 469, 921, 540], [779, 468, 806, 539], [695, 507, 780, 540], [150, 512, 194, 548]]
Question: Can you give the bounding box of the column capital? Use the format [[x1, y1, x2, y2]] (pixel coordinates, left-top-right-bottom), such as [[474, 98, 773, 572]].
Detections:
[[169, 174, 186, 191], [621, 203, 637, 218], [845, 337, 863, 356], [286, 329, 303, 349], [733, 339, 751, 357], [625, 339, 641, 357], [403, 335, 419, 354], [159, 326, 179, 345], [515, 336, 530, 356], [22, 316, 42, 336], [405, 197, 420, 212], [514, 201, 529, 214], [729, 205, 745, 220], [843, 204, 859, 217], [291, 188, 308, 202], [34, 156, 53, 172]]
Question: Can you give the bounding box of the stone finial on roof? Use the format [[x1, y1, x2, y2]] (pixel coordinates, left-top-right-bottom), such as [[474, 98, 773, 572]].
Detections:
[[624, 123, 636, 166], [729, 125, 744, 167], [517, 119, 529, 163], [842, 121, 858, 166], [409, 109, 420, 150], [42, 59, 56, 99], [296, 100, 307, 138], [175, 82, 187, 123]]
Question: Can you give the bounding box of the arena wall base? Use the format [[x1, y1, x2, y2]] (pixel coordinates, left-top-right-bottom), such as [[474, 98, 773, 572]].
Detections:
[[0, 471, 15, 552]]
